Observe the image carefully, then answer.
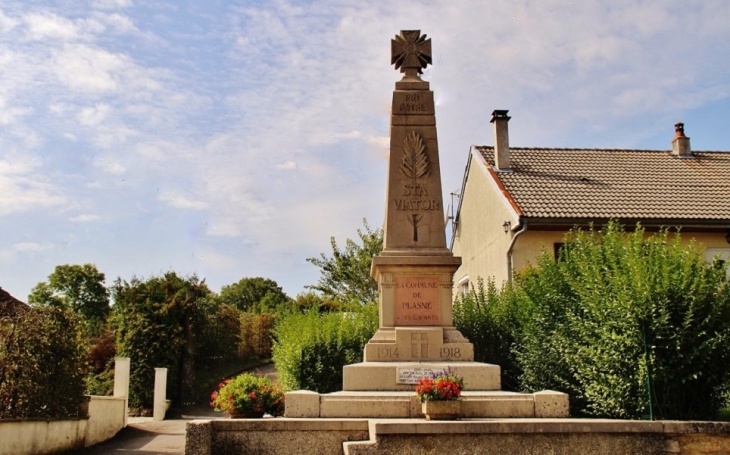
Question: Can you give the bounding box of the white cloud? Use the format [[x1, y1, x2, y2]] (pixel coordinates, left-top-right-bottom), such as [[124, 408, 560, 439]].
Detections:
[[159, 190, 208, 210], [78, 103, 112, 126], [13, 242, 52, 253], [0, 10, 19, 32], [276, 161, 296, 170], [0, 156, 68, 215], [91, 0, 133, 9], [70, 214, 100, 223], [24, 12, 80, 41], [93, 156, 126, 174]]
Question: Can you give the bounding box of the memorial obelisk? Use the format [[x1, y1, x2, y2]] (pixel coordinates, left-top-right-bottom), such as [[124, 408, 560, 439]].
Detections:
[[341, 30, 497, 392], [284, 32, 568, 419]]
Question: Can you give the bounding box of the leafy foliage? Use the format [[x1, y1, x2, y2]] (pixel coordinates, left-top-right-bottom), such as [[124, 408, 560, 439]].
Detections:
[[453, 278, 523, 391], [456, 222, 730, 419], [518, 223, 730, 419], [28, 263, 110, 334], [218, 277, 291, 313], [111, 272, 211, 409], [210, 373, 284, 417], [0, 306, 88, 419], [306, 219, 383, 306], [272, 305, 378, 393]]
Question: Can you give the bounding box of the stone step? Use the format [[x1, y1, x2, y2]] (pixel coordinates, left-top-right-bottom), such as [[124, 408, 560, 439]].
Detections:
[[285, 390, 569, 419]]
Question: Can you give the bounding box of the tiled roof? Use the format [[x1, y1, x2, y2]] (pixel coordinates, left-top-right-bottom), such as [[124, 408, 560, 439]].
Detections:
[[477, 147, 730, 221], [0, 287, 29, 318]]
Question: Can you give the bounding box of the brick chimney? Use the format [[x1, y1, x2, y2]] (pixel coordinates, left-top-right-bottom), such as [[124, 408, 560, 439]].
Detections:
[[491, 110, 511, 170], [672, 122, 691, 157]]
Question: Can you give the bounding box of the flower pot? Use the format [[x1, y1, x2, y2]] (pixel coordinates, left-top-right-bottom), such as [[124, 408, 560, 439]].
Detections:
[[422, 400, 460, 420], [229, 411, 265, 419]]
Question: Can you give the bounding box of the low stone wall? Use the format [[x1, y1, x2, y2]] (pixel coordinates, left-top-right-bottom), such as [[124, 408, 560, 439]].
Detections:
[[0, 396, 126, 455], [186, 419, 370, 455], [185, 418, 730, 455]]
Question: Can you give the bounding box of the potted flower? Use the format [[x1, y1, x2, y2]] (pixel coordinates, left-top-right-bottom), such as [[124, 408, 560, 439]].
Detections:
[[210, 373, 285, 418], [415, 370, 465, 420]]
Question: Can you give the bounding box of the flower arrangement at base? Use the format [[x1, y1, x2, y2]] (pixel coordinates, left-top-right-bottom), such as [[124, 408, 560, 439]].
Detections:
[[415, 370, 465, 421], [210, 373, 285, 418], [415, 370, 465, 402]]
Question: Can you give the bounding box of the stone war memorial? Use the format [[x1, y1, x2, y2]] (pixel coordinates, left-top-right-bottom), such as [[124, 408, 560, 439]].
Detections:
[[185, 31, 730, 455], [283, 29, 567, 420]]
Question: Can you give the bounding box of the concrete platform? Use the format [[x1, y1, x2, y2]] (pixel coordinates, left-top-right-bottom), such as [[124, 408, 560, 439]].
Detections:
[[285, 390, 569, 419]]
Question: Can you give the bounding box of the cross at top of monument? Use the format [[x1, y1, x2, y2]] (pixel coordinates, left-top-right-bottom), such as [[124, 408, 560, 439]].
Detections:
[[391, 30, 432, 76]]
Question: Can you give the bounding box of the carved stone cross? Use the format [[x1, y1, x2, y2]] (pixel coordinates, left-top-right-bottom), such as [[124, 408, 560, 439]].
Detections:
[[391, 30, 432, 75]]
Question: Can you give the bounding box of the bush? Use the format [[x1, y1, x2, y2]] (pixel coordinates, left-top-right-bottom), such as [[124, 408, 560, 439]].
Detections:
[[210, 373, 284, 417], [515, 222, 730, 419], [453, 278, 524, 391], [0, 306, 88, 419], [272, 305, 378, 393]]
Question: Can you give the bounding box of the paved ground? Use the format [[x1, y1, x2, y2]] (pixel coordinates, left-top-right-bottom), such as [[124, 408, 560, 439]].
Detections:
[[70, 364, 277, 454]]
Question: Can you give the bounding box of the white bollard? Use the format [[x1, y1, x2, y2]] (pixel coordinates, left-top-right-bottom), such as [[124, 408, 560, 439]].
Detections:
[[153, 368, 168, 421], [114, 357, 131, 426]]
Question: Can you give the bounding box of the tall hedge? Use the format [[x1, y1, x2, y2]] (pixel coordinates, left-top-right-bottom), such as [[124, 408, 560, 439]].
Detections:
[[0, 306, 87, 419], [272, 305, 378, 393], [111, 273, 210, 409], [517, 223, 730, 419]]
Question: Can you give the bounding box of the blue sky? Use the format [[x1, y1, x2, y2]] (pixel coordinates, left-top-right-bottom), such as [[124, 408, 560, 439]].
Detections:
[[2, 0, 730, 301]]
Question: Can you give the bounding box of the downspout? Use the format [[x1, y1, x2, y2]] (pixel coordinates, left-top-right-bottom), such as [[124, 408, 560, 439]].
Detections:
[[506, 219, 527, 284]]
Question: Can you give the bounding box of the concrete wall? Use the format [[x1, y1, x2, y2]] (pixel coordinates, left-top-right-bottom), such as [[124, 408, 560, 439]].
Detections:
[[0, 396, 126, 455], [186, 419, 370, 455], [185, 418, 730, 455]]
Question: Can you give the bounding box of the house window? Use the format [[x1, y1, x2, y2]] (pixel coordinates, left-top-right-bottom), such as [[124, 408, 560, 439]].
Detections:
[[705, 248, 730, 274], [457, 276, 470, 295], [554, 242, 566, 260]]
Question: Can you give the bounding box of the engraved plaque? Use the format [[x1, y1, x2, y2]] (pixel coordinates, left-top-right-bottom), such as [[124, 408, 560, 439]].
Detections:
[[396, 367, 440, 385], [394, 276, 440, 326]]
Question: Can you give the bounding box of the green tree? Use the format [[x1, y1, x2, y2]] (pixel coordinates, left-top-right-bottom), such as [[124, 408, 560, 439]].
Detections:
[[28, 263, 110, 331], [111, 272, 211, 408], [306, 219, 383, 305], [219, 277, 291, 313]]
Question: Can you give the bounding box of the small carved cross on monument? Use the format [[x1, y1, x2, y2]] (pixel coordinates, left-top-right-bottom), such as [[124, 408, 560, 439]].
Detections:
[[391, 30, 432, 76], [411, 332, 428, 359]]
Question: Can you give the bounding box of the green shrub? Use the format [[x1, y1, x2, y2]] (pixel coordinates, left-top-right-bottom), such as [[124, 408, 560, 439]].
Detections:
[[272, 305, 378, 393], [515, 222, 730, 419], [0, 306, 88, 419], [453, 278, 524, 391]]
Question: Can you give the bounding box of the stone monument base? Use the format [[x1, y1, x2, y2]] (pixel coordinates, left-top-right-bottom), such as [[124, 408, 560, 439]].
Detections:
[[342, 361, 500, 391], [284, 389, 569, 419]]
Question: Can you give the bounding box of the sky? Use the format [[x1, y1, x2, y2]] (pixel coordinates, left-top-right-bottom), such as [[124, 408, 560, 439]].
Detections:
[[2, 0, 730, 302]]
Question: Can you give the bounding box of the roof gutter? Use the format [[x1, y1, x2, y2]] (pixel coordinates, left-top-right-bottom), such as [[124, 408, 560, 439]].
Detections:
[[506, 219, 528, 284]]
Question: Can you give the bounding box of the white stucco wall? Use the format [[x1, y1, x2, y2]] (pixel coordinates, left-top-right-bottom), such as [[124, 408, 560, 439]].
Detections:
[[452, 151, 517, 294], [0, 396, 125, 455]]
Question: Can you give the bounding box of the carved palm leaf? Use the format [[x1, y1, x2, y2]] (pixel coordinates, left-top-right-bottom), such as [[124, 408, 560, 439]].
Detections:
[[401, 132, 430, 181]]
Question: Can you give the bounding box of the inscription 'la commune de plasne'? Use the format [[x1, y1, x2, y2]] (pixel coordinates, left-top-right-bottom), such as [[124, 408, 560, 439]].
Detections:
[[394, 277, 440, 326]]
